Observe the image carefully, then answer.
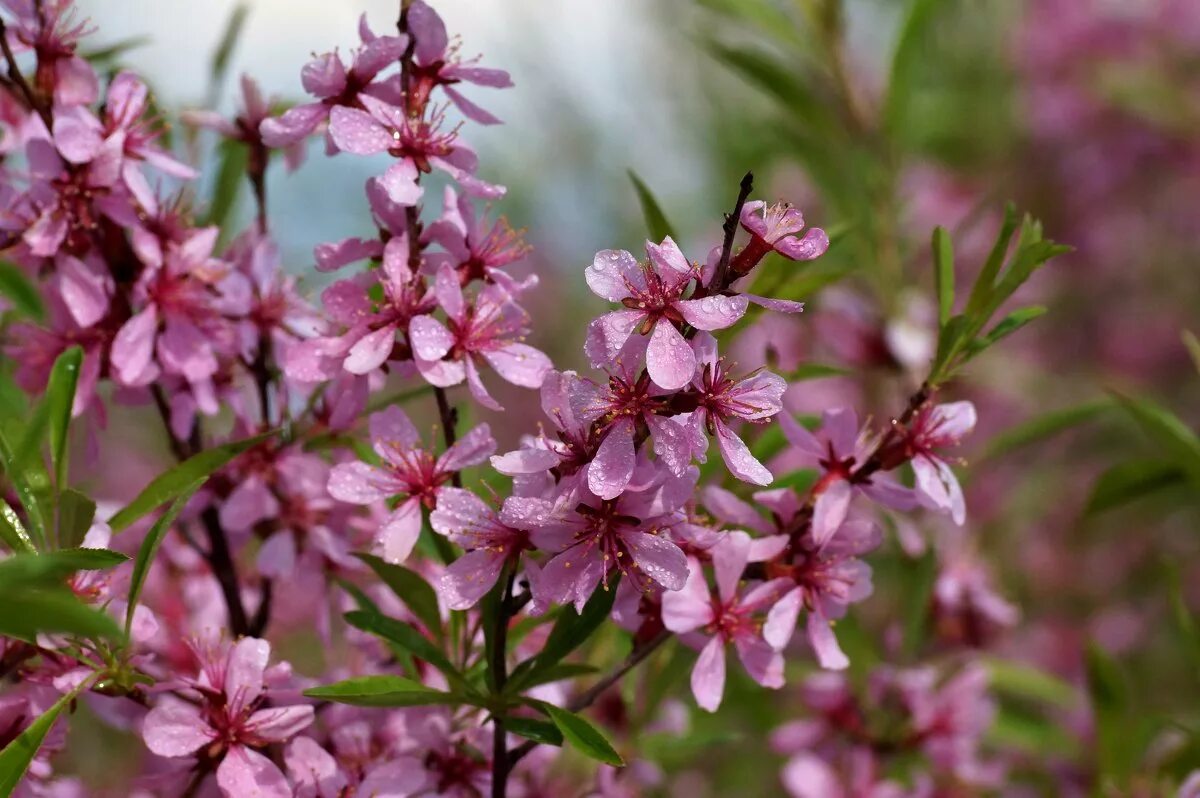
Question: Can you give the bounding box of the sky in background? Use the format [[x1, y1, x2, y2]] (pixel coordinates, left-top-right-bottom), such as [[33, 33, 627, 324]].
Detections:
[[75, 0, 711, 275]]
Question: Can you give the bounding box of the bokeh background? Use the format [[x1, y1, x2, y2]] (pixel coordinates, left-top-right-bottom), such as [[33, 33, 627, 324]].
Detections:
[[66, 0, 1200, 793]]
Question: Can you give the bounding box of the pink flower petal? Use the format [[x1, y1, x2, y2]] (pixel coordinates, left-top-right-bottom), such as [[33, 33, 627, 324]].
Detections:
[[661, 557, 713, 634], [588, 417, 635, 500], [584, 310, 644, 368], [623, 531, 688, 591], [379, 498, 423, 564], [438, 547, 507, 610], [674, 294, 748, 331], [245, 705, 314, 743], [142, 696, 212, 757], [811, 479, 853, 549], [585, 249, 639, 302], [438, 423, 496, 472], [691, 636, 726, 712], [216, 746, 292, 798], [328, 106, 392, 154], [327, 462, 397, 504], [714, 417, 773, 486], [646, 318, 696, 391], [343, 323, 396, 374]]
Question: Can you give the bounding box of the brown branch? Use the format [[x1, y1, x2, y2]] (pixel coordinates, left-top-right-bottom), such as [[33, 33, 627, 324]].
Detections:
[[0, 19, 50, 127], [709, 171, 755, 294]]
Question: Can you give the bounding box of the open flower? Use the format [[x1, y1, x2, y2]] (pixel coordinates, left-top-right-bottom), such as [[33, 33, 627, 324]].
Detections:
[[142, 637, 313, 798], [903, 401, 976, 524], [410, 265, 551, 410], [327, 406, 495, 563], [733, 200, 829, 274], [682, 331, 785, 485], [584, 237, 747, 390], [662, 532, 795, 711]]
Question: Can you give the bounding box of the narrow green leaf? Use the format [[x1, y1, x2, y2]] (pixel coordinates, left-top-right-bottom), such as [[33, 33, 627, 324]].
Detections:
[[981, 400, 1111, 461], [627, 171, 678, 242], [354, 553, 442, 637], [787, 363, 849, 381], [210, 3, 249, 83], [965, 203, 1018, 316], [506, 663, 597, 695], [304, 675, 461, 708], [544, 704, 624, 767], [109, 431, 275, 533], [1085, 642, 1135, 782], [343, 610, 469, 693], [506, 716, 563, 746], [0, 428, 46, 546], [0, 677, 91, 796], [0, 498, 35, 554], [984, 657, 1078, 708], [1182, 330, 1200, 374], [45, 347, 82, 490], [1085, 459, 1185, 515], [901, 549, 937, 657], [125, 482, 203, 639], [0, 588, 121, 640], [203, 139, 249, 229], [1165, 564, 1200, 675], [0, 548, 127, 586], [962, 306, 1046, 359], [514, 579, 618, 691], [81, 36, 152, 65], [0, 261, 44, 322], [55, 489, 96, 550], [1112, 392, 1200, 487], [931, 226, 954, 327], [884, 0, 948, 136]]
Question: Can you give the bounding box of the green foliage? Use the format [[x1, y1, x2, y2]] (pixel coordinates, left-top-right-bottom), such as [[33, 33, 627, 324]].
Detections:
[[304, 675, 467, 708], [1085, 642, 1138, 784], [931, 226, 954, 326], [343, 610, 472, 694], [0, 679, 91, 797], [1111, 393, 1200, 489], [0, 498, 34, 554], [108, 431, 276, 534], [627, 171, 678, 242], [505, 716, 563, 746], [0, 550, 127, 641], [204, 139, 249, 230], [354, 553, 443, 638], [1085, 460, 1186, 515], [981, 400, 1111, 461], [125, 483, 203, 639], [55, 489, 96, 550], [508, 577, 618, 693], [0, 261, 45, 322], [544, 704, 624, 767], [45, 347, 82, 490]]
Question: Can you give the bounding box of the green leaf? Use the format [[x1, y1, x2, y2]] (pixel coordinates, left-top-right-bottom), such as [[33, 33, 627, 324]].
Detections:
[[901, 548, 937, 657], [0, 677, 90, 796], [304, 675, 462, 708], [0, 588, 120, 640], [0, 498, 35, 554], [512, 663, 597, 692], [343, 611, 469, 693], [55, 489, 96, 550], [81, 36, 152, 65], [931, 226, 954, 327], [354, 553, 441, 637], [203, 139, 249, 230], [1085, 459, 1185, 515], [965, 204, 1019, 317], [544, 704, 624, 767], [1085, 642, 1135, 782], [884, 0, 948, 136], [125, 482, 203, 639], [0, 548, 127, 586], [0, 427, 48, 547], [984, 657, 1078, 708], [210, 3, 249, 84], [505, 716, 563, 747], [981, 400, 1111, 461], [512, 579, 618, 691], [1112, 392, 1200, 488], [787, 363, 849, 381], [1182, 330, 1200, 374], [109, 431, 275, 534], [0, 260, 44, 322], [962, 306, 1046, 358], [627, 171, 678, 243], [45, 347, 82, 490]]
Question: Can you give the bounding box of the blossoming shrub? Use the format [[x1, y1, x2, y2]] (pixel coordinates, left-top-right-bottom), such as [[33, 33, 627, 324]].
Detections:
[[2, 1, 1194, 797]]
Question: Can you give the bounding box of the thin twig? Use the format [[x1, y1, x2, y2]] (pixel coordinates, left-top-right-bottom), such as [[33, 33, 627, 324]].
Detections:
[[0, 19, 50, 127], [490, 570, 516, 798], [711, 171, 755, 293]]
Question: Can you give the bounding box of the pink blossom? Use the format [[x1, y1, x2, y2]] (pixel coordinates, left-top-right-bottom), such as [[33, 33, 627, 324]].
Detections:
[[327, 406, 495, 563], [425, 186, 533, 293], [410, 265, 551, 410], [2, 0, 98, 107], [661, 532, 795, 710], [682, 331, 785, 485], [779, 407, 916, 547], [733, 200, 830, 274], [328, 95, 501, 203], [567, 349, 691, 500], [528, 468, 692, 610], [184, 76, 305, 171], [903, 401, 976, 524], [429, 488, 543, 609], [584, 237, 747, 390], [142, 637, 313, 798]]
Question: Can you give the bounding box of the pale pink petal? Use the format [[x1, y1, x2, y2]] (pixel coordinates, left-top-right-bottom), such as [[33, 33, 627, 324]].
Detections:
[[408, 0, 448, 65], [745, 294, 805, 313], [712, 531, 751, 604], [245, 705, 314, 743], [701, 486, 770, 534], [585, 249, 639, 301], [442, 65, 513, 87], [661, 557, 713, 634], [110, 304, 159, 384], [327, 462, 398, 504], [357, 757, 429, 797], [219, 475, 280, 532], [57, 254, 111, 326], [763, 587, 803, 650], [714, 417, 772, 485], [646, 414, 691, 477], [52, 109, 102, 163], [807, 606, 849, 670], [344, 323, 396, 374], [811, 479, 853, 549], [482, 343, 550, 388], [434, 263, 465, 321], [443, 85, 501, 125], [438, 422, 496, 472], [328, 106, 392, 154], [285, 737, 348, 798], [225, 638, 270, 711], [256, 531, 297, 579], [646, 318, 695, 391], [301, 53, 347, 96], [691, 636, 726, 712], [490, 448, 559, 475], [584, 309, 644, 367], [775, 227, 829, 261], [378, 159, 423, 206], [438, 547, 506, 610], [781, 753, 843, 798], [314, 237, 382, 272], [379, 498, 423, 564], [142, 697, 212, 756], [623, 531, 688, 591], [261, 102, 328, 147], [734, 634, 785, 688], [588, 417, 635, 500], [216, 746, 292, 798], [674, 294, 748, 331], [370, 405, 421, 455]]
